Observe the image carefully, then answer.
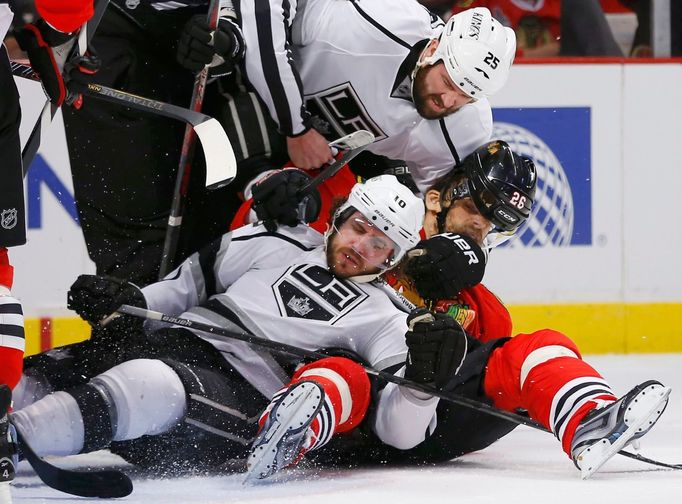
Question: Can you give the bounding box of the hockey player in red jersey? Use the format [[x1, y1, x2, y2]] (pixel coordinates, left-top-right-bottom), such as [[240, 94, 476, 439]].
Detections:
[[246, 140, 670, 481]]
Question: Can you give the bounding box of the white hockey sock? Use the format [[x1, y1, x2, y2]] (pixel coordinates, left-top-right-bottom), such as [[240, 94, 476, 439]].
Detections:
[[11, 391, 85, 456]]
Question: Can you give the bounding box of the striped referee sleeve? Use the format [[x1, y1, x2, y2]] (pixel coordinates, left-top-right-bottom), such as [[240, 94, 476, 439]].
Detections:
[[239, 0, 308, 136], [0, 296, 25, 353]]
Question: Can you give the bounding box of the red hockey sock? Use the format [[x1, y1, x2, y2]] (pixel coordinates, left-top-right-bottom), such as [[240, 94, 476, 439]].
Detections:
[[259, 357, 370, 454], [0, 248, 13, 290], [484, 330, 617, 456], [0, 347, 24, 390]]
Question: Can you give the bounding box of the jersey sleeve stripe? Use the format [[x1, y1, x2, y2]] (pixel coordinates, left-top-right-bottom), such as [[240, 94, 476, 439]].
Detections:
[[350, 2, 412, 50], [252, 0, 302, 135], [231, 231, 314, 251], [199, 237, 222, 298], [439, 118, 461, 166]]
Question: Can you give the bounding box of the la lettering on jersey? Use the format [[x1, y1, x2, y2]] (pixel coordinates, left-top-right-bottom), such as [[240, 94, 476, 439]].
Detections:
[[273, 264, 368, 323]]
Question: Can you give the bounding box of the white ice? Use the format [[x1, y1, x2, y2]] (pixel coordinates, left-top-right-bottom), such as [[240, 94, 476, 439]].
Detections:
[[10, 354, 682, 504]]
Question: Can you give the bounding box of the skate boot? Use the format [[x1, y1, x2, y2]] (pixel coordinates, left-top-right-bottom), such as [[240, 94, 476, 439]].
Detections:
[[0, 385, 17, 503], [246, 381, 325, 482], [571, 380, 671, 479]]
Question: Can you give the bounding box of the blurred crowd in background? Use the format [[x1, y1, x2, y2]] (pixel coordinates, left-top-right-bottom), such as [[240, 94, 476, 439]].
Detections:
[[6, 1, 681, 58]]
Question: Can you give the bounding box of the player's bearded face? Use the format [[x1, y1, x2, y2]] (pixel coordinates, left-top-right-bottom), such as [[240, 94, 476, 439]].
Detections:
[[441, 197, 493, 246], [413, 62, 473, 119], [326, 212, 396, 278]]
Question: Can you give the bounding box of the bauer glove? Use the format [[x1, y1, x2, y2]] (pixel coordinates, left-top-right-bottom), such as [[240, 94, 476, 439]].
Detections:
[[67, 274, 146, 326], [177, 14, 245, 75], [252, 169, 322, 232], [404, 308, 468, 389], [405, 233, 486, 301]]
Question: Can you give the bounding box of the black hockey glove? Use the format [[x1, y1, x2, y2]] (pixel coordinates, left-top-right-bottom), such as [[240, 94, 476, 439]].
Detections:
[[404, 308, 468, 389], [405, 233, 486, 301], [252, 169, 322, 232], [67, 274, 146, 326], [16, 19, 75, 106], [177, 14, 246, 74]]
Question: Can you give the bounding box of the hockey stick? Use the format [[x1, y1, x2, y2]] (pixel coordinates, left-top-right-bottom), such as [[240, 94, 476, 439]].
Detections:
[[69, 80, 233, 179], [20, 0, 110, 173], [296, 130, 375, 197], [11, 61, 235, 193], [116, 304, 682, 472], [158, 0, 236, 279], [115, 304, 548, 429], [14, 427, 133, 498]]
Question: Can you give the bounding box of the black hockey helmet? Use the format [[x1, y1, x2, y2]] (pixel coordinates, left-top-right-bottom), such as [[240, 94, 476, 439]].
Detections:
[[452, 140, 536, 233]]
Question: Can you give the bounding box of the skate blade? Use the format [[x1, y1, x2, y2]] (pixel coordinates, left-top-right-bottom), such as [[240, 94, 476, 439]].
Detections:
[[244, 383, 323, 484], [579, 384, 671, 480]]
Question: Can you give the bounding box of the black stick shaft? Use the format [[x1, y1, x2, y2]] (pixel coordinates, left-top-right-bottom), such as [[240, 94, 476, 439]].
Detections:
[[67, 81, 211, 126], [158, 0, 226, 279], [117, 304, 546, 431], [296, 143, 371, 197], [117, 304, 682, 471]]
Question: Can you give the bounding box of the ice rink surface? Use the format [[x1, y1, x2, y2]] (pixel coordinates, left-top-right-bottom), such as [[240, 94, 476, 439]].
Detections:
[[10, 354, 682, 504]]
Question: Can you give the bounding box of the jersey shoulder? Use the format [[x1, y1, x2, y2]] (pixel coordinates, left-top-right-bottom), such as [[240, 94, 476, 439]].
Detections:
[[230, 223, 324, 250]]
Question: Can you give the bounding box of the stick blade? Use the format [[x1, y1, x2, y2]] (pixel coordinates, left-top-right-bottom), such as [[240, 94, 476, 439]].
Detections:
[[331, 130, 375, 150], [194, 118, 237, 190]]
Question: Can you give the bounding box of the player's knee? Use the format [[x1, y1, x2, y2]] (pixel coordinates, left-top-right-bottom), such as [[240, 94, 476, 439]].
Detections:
[[516, 330, 581, 389], [91, 359, 187, 440], [292, 357, 370, 432]]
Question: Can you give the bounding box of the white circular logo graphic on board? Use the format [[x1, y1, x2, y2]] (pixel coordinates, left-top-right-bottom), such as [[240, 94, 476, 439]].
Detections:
[[492, 122, 574, 247]]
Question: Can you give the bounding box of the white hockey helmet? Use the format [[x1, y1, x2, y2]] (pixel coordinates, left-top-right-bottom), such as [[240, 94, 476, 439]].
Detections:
[[330, 175, 425, 281], [422, 7, 516, 99]]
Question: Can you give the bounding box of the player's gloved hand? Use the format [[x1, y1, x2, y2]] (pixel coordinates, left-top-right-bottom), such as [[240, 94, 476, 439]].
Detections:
[[176, 14, 245, 74], [15, 19, 76, 106], [404, 308, 468, 389], [61, 46, 102, 109], [252, 169, 322, 232], [405, 233, 486, 301], [67, 274, 146, 326]]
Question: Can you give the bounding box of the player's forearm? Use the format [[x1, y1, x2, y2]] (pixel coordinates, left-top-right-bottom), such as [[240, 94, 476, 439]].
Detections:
[[141, 253, 207, 324], [371, 370, 439, 450]]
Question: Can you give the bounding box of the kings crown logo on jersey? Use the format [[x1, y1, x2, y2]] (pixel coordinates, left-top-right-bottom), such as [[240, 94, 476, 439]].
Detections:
[[305, 82, 387, 143], [274, 264, 368, 324]]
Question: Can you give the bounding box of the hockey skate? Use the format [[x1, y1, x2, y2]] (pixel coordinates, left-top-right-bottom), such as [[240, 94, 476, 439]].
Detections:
[[0, 385, 17, 503], [571, 380, 671, 479], [245, 381, 325, 482]]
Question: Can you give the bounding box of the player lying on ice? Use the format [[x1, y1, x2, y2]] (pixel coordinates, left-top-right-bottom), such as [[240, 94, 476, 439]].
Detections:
[[240, 140, 671, 481], [10, 175, 457, 472], [8, 147, 670, 483]]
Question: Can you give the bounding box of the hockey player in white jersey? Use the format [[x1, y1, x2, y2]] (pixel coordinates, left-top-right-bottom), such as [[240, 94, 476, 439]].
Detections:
[[183, 1, 515, 188], [9, 176, 471, 474]]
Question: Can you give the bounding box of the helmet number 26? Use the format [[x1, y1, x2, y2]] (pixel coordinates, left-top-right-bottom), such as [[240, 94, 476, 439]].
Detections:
[[510, 191, 526, 209]]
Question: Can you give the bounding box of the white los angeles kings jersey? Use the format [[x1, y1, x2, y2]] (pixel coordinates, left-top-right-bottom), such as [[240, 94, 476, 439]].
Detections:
[[239, 0, 493, 192], [143, 223, 408, 394], [142, 224, 439, 449]]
